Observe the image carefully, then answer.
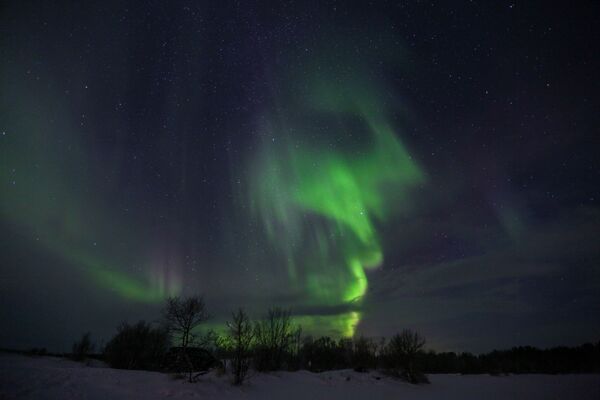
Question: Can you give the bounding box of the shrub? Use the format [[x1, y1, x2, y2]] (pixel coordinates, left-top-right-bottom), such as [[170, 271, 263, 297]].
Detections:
[[254, 308, 294, 371], [163, 346, 218, 373], [384, 329, 428, 384], [72, 332, 94, 361], [103, 321, 169, 370], [227, 308, 254, 385], [27, 348, 47, 357], [303, 336, 342, 372], [352, 336, 377, 372]]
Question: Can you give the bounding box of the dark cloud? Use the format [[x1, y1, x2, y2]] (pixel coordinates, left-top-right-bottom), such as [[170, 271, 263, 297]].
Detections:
[[363, 207, 600, 351]]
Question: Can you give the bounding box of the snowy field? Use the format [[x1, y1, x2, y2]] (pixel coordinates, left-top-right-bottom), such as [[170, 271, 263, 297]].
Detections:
[[1, 353, 599, 399]]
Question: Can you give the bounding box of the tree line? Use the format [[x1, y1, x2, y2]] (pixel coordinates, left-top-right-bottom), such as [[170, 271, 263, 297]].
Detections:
[[420, 343, 600, 375], [64, 295, 600, 385]]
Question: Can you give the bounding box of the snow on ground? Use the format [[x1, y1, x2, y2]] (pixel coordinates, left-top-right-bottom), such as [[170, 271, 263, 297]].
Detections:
[[1, 353, 599, 399]]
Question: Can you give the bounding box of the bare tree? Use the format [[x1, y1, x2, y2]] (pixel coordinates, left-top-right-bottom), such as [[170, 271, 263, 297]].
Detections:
[[72, 332, 94, 362], [288, 326, 303, 370], [254, 307, 293, 371], [163, 295, 209, 382], [386, 329, 427, 383], [352, 335, 377, 372], [227, 308, 254, 385]]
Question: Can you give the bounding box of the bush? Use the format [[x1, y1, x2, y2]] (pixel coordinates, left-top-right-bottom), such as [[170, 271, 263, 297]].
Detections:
[[72, 332, 94, 361], [352, 336, 377, 372], [303, 336, 343, 372], [163, 347, 218, 373], [254, 308, 294, 371], [383, 329, 428, 384], [27, 348, 47, 357], [103, 321, 169, 370], [227, 308, 254, 385]]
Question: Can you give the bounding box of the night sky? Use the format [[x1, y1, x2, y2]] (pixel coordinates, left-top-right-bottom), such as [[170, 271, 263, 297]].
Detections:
[[1, 1, 599, 353]]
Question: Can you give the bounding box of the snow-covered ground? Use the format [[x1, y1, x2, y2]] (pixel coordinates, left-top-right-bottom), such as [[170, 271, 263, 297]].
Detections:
[[1, 353, 599, 399]]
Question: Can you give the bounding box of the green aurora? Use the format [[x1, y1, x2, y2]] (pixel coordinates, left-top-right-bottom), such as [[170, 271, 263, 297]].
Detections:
[[0, 72, 179, 302], [247, 70, 426, 336], [1, 53, 424, 337]]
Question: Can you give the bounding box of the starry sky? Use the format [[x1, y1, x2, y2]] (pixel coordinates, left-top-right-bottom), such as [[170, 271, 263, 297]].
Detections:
[[1, 1, 599, 353]]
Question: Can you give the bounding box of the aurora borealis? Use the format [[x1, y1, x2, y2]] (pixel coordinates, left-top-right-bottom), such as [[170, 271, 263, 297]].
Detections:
[[1, 2, 599, 352], [0, 75, 181, 302], [246, 63, 426, 335]]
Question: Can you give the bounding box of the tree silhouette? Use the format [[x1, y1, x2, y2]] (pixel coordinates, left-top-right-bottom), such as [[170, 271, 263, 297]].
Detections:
[[254, 307, 293, 371], [163, 295, 209, 382], [227, 308, 254, 385], [385, 329, 427, 383], [71, 332, 94, 362]]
